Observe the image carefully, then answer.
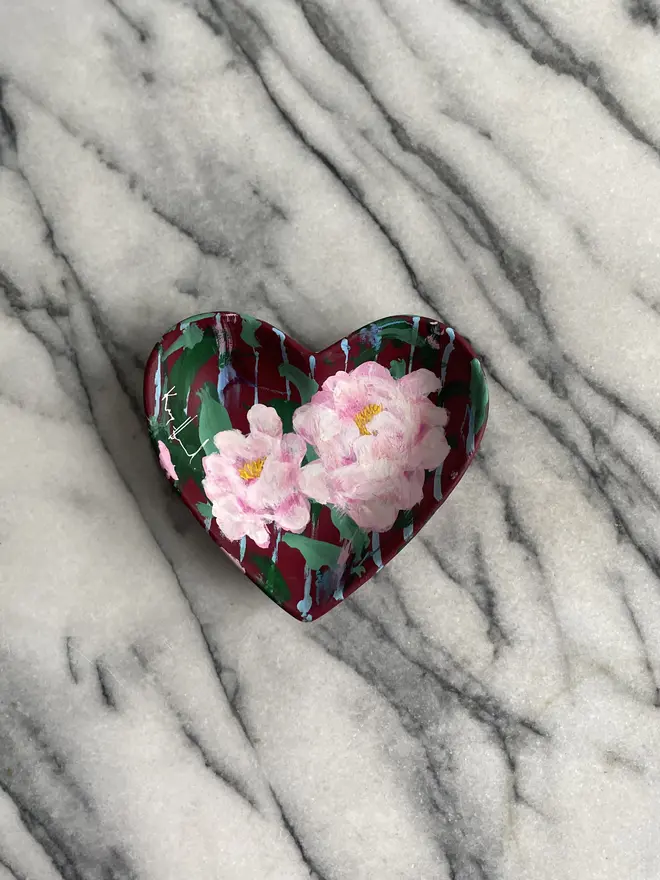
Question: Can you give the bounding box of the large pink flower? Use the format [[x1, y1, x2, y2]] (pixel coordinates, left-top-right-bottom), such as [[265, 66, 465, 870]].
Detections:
[[202, 404, 310, 548], [293, 362, 449, 531]]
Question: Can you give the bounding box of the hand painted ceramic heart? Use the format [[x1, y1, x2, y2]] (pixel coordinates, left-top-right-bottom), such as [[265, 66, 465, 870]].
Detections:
[[144, 314, 488, 621]]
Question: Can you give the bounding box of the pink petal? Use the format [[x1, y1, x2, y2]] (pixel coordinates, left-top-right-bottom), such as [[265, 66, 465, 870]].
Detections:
[[351, 361, 394, 383], [249, 522, 272, 549], [212, 496, 255, 539], [395, 468, 426, 509], [202, 453, 244, 494], [279, 433, 307, 465], [299, 460, 334, 503], [210, 429, 250, 462], [249, 459, 296, 509], [423, 402, 449, 428], [274, 493, 311, 532], [349, 498, 398, 531], [397, 368, 441, 399], [411, 427, 450, 470], [158, 441, 178, 481], [248, 403, 282, 438]]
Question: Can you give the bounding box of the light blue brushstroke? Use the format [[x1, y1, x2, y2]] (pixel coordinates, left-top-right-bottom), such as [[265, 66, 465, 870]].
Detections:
[[360, 323, 383, 352], [217, 361, 237, 406], [433, 467, 443, 501], [403, 522, 414, 542], [273, 327, 290, 399], [239, 537, 246, 563], [153, 347, 162, 419], [372, 532, 383, 570], [440, 328, 455, 385], [254, 350, 260, 405], [271, 529, 282, 563], [467, 405, 476, 455], [309, 354, 316, 379], [333, 582, 344, 602], [204, 517, 212, 533], [341, 338, 350, 370], [408, 316, 420, 372], [297, 567, 313, 621]]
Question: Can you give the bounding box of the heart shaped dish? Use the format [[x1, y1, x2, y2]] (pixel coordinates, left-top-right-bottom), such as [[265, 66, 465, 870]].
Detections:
[[144, 313, 488, 620]]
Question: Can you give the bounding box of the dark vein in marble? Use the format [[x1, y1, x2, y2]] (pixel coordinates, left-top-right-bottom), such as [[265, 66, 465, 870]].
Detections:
[[205, 0, 438, 313], [6, 79, 237, 261], [0, 779, 82, 880], [627, 0, 660, 28], [95, 662, 119, 710], [0, 855, 27, 880], [65, 637, 80, 685], [267, 788, 327, 880], [616, 580, 660, 706], [442, 0, 660, 157], [105, 0, 150, 42]]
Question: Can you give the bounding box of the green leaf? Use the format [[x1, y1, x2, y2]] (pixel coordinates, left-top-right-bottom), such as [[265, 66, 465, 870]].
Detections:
[[393, 508, 414, 531], [389, 358, 406, 379], [330, 508, 369, 558], [196, 502, 213, 518], [251, 555, 291, 604], [148, 416, 169, 443], [282, 533, 341, 570], [197, 383, 232, 454], [240, 315, 262, 349], [310, 500, 322, 526], [167, 332, 216, 407], [380, 327, 418, 345], [304, 443, 318, 464], [470, 358, 489, 434], [162, 322, 204, 359], [353, 346, 377, 367], [265, 398, 298, 433], [279, 364, 318, 403]]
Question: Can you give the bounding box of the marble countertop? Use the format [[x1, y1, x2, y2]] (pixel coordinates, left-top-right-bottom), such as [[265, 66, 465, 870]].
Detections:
[[2, 0, 660, 878]]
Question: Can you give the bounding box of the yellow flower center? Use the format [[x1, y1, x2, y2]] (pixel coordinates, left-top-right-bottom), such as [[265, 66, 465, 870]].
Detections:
[[353, 403, 383, 436], [238, 457, 266, 481]]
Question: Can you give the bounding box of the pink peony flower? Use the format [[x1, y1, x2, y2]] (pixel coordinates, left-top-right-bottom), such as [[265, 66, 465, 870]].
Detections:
[[158, 440, 178, 481], [202, 404, 310, 549], [293, 362, 449, 531]]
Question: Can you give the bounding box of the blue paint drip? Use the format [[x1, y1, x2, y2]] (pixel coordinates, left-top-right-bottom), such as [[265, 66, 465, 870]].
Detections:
[[372, 533, 383, 570], [273, 328, 290, 399], [297, 567, 313, 620], [204, 517, 212, 534], [154, 347, 162, 419], [239, 537, 246, 563], [467, 405, 476, 455], [271, 529, 282, 563], [403, 523, 414, 542], [217, 362, 237, 405], [341, 338, 350, 370], [408, 316, 420, 372], [333, 582, 345, 602], [440, 328, 455, 386], [309, 354, 316, 379], [254, 350, 260, 405], [433, 467, 443, 501]]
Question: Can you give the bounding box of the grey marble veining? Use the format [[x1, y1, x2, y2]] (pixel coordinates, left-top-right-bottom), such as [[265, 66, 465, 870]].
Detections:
[[1, 0, 660, 878]]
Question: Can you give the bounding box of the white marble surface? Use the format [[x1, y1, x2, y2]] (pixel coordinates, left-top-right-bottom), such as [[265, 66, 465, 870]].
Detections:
[[1, 0, 660, 877]]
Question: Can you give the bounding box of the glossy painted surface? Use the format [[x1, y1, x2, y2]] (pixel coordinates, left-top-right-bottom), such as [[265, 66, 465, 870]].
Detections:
[[144, 313, 488, 620]]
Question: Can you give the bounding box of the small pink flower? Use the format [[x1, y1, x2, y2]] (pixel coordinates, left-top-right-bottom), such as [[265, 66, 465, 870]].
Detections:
[[293, 362, 449, 531], [158, 441, 178, 481], [202, 404, 310, 549]]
